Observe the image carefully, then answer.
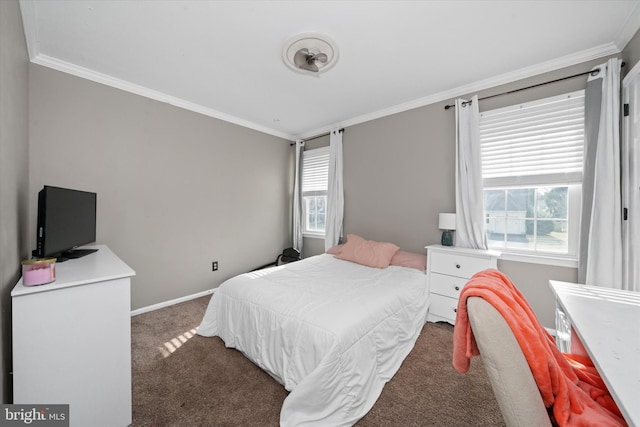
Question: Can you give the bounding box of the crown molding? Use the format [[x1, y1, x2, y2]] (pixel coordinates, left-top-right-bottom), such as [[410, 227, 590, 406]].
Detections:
[[29, 41, 619, 143], [298, 43, 621, 139], [615, 2, 640, 51], [19, 0, 39, 60], [30, 54, 295, 141]]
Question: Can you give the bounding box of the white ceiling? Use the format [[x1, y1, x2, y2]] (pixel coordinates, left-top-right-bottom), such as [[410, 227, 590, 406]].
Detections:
[[19, 0, 640, 140]]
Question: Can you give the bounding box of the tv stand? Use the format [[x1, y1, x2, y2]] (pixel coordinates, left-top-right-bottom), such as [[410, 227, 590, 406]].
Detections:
[[30, 247, 99, 262], [60, 248, 99, 261], [12, 245, 135, 426]]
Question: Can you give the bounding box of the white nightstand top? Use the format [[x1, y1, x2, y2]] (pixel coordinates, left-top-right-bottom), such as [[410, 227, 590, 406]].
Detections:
[[425, 244, 501, 258]]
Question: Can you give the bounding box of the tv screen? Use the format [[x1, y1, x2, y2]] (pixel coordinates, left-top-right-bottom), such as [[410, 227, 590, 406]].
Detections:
[[34, 186, 97, 260]]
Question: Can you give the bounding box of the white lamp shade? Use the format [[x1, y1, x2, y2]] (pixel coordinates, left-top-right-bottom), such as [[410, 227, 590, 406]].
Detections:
[[438, 213, 456, 230]]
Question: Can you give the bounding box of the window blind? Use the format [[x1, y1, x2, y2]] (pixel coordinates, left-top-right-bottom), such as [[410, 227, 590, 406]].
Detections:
[[480, 90, 585, 187], [302, 146, 330, 192]]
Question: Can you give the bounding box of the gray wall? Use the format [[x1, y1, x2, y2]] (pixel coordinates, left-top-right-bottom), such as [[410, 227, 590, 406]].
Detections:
[[29, 65, 292, 310], [0, 0, 30, 403], [623, 28, 640, 79], [343, 104, 454, 252]]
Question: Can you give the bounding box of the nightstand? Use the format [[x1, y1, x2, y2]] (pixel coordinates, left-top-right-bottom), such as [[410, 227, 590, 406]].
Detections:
[[426, 244, 500, 324]]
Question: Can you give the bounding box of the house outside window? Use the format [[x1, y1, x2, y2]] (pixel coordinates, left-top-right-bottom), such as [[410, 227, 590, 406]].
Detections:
[[302, 146, 329, 237], [479, 90, 585, 260]]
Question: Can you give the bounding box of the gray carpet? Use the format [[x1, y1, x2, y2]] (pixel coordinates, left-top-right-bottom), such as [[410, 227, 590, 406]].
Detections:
[[131, 296, 505, 426]]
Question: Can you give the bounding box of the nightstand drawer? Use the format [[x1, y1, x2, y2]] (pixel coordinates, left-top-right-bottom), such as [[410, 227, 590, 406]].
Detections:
[[430, 251, 494, 279], [429, 294, 459, 323], [430, 273, 468, 299]]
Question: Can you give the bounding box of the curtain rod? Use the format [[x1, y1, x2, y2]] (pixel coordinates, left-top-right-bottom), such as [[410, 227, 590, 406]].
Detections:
[[289, 128, 344, 146], [443, 62, 625, 110]]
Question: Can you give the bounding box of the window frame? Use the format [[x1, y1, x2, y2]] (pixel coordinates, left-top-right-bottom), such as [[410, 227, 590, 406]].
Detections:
[[482, 183, 581, 265], [301, 146, 330, 238], [479, 90, 584, 266]]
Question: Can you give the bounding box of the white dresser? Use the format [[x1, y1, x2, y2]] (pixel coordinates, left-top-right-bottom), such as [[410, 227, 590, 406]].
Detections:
[[12, 245, 135, 427], [426, 244, 500, 324]]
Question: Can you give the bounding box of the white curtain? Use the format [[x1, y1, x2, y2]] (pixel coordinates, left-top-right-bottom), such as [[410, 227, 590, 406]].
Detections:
[[292, 139, 304, 254], [579, 58, 623, 288], [455, 95, 487, 249], [325, 130, 344, 251], [623, 62, 640, 292]]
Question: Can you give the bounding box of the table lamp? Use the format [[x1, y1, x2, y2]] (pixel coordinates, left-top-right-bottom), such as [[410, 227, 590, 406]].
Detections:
[[439, 213, 456, 246]]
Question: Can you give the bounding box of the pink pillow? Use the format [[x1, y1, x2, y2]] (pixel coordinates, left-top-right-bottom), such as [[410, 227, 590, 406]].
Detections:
[[335, 234, 400, 269], [326, 244, 343, 255], [390, 251, 427, 271]]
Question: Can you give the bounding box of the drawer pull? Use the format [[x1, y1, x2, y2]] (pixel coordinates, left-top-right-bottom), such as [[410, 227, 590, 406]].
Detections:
[[453, 308, 457, 313], [454, 286, 460, 291], [455, 264, 461, 269]]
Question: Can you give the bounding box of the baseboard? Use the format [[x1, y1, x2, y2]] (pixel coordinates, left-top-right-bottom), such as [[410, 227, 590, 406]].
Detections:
[[130, 289, 216, 317]]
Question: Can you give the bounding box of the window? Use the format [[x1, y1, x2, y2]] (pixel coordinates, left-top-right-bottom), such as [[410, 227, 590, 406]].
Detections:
[[479, 91, 584, 258], [302, 146, 329, 236]]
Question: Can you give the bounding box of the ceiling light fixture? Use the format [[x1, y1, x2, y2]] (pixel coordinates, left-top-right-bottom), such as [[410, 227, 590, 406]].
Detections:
[[282, 33, 339, 74]]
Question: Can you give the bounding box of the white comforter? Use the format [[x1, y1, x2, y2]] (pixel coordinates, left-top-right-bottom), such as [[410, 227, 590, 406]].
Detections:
[[197, 254, 430, 427]]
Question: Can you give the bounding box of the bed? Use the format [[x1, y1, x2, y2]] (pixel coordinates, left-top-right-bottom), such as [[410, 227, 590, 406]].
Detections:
[[197, 238, 430, 426]]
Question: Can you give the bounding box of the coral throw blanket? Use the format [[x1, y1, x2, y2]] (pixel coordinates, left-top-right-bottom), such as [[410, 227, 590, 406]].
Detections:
[[452, 269, 627, 427]]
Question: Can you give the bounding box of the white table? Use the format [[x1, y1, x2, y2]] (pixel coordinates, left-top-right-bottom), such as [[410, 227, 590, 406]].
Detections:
[[549, 280, 640, 427]]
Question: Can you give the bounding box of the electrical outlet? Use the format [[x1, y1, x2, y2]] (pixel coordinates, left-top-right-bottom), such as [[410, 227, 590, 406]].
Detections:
[[212, 261, 218, 271]]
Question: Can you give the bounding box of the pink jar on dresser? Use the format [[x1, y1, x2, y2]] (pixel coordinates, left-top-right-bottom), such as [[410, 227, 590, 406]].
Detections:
[[21, 258, 56, 286]]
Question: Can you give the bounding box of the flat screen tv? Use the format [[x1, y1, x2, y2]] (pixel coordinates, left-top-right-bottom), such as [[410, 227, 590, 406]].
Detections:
[[33, 185, 98, 261]]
